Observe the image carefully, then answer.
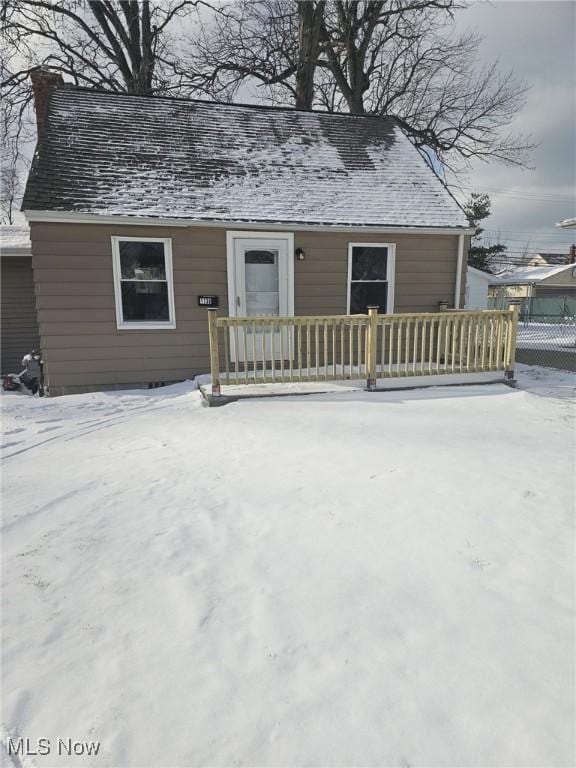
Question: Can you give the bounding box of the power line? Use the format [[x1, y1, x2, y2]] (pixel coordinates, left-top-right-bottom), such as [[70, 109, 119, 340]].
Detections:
[[485, 192, 572, 200], [476, 244, 571, 251], [478, 247, 570, 253], [461, 184, 574, 196], [452, 185, 575, 201], [482, 227, 575, 234], [474, 258, 570, 263], [477, 243, 574, 250], [470, 253, 572, 262], [487, 196, 572, 203], [482, 228, 575, 236], [474, 250, 568, 259], [480, 241, 572, 247], [485, 259, 570, 264]]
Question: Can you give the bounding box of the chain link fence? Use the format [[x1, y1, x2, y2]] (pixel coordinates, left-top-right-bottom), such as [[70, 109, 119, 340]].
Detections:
[[516, 315, 576, 372], [489, 295, 576, 316], [489, 296, 576, 371]]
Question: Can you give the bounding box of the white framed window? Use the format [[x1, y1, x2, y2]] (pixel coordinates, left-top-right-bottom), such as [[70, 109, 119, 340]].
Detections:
[[111, 236, 176, 329], [347, 242, 395, 314]]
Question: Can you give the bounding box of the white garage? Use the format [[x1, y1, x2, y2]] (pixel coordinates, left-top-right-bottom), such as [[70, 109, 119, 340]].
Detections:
[[465, 266, 497, 309]]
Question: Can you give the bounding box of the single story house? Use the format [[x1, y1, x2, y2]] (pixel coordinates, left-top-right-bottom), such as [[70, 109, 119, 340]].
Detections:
[[489, 263, 576, 312], [464, 266, 502, 310], [22, 69, 473, 395], [1, 225, 41, 374]]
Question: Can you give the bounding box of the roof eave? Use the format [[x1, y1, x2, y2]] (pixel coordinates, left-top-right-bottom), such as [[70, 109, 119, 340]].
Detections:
[[24, 210, 474, 235]]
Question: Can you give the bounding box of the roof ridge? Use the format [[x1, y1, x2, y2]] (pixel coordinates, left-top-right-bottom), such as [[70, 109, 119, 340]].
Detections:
[[54, 84, 400, 122]]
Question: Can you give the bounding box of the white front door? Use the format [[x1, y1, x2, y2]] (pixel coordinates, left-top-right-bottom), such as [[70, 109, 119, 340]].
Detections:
[[227, 232, 294, 362]]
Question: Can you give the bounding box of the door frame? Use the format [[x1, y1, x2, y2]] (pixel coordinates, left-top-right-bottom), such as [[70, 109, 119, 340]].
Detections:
[[226, 231, 295, 318]]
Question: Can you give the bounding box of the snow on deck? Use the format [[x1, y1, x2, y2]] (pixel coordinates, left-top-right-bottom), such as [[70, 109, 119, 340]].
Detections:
[[1, 366, 574, 767], [198, 369, 508, 400]]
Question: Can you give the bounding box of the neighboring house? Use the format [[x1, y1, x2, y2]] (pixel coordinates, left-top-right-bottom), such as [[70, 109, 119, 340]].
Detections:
[[489, 263, 576, 309], [495, 252, 570, 271], [0, 225, 41, 374], [22, 70, 472, 395], [464, 266, 501, 310], [525, 252, 570, 267]]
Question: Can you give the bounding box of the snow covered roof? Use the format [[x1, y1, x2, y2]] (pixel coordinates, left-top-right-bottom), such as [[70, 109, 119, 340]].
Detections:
[[467, 266, 501, 282], [492, 263, 575, 284], [23, 87, 470, 230], [0, 225, 31, 254]]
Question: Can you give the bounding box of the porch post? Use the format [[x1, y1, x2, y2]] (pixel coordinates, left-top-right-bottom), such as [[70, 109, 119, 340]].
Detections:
[[506, 302, 520, 380], [366, 306, 378, 390], [208, 309, 222, 397]]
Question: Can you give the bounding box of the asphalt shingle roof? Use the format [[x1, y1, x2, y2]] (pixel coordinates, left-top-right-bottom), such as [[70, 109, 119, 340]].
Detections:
[[23, 87, 469, 229]]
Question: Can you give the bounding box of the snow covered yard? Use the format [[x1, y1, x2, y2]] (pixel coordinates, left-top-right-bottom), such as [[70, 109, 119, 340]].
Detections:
[[517, 321, 576, 352], [1, 366, 574, 768]]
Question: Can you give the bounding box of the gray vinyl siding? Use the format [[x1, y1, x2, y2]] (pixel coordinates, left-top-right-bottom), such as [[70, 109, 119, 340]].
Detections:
[[534, 286, 576, 298], [539, 268, 576, 287], [293, 231, 461, 315], [1, 256, 40, 374], [30, 222, 464, 394]]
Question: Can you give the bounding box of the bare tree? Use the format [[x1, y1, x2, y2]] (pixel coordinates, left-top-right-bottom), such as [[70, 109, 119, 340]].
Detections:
[[191, 0, 534, 174], [0, 1, 208, 97], [295, 1, 325, 109], [0, 88, 34, 223], [0, 1, 217, 215], [317, 2, 533, 172], [190, 0, 299, 103], [317, 0, 459, 114]]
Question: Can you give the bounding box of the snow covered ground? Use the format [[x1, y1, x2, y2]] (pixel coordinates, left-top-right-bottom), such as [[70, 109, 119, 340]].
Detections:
[[517, 322, 576, 352], [1, 365, 574, 768]]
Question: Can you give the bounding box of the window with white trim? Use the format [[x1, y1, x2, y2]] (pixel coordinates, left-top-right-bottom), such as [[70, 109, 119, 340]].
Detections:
[[111, 237, 176, 329], [347, 243, 394, 314]]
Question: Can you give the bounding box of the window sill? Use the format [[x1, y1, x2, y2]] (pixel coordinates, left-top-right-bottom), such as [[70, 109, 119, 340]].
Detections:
[[117, 322, 176, 330]]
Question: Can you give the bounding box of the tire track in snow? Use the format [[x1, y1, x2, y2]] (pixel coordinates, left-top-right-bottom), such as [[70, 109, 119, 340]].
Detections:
[[2, 395, 202, 461], [1, 481, 101, 534]]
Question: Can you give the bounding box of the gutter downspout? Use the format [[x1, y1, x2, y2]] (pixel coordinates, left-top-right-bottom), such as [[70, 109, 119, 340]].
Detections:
[[454, 234, 465, 309]]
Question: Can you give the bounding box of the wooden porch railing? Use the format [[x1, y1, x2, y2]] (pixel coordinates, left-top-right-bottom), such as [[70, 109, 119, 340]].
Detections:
[[207, 306, 519, 396]]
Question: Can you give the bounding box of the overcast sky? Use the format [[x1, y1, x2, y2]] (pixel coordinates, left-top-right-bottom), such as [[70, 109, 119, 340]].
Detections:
[[10, 0, 575, 258], [239, 1, 575, 257], [453, 0, 575, 256]]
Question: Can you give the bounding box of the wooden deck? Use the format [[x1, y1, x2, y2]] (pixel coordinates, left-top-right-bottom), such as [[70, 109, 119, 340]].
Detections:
[[208, 306, 519, 397]]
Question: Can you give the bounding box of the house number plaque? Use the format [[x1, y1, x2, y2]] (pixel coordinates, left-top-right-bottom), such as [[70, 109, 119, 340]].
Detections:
[[198, 296, 219, 307]]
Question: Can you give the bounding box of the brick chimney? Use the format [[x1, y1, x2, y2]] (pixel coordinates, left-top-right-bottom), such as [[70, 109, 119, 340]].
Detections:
[[30, 67, 64, 135]]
